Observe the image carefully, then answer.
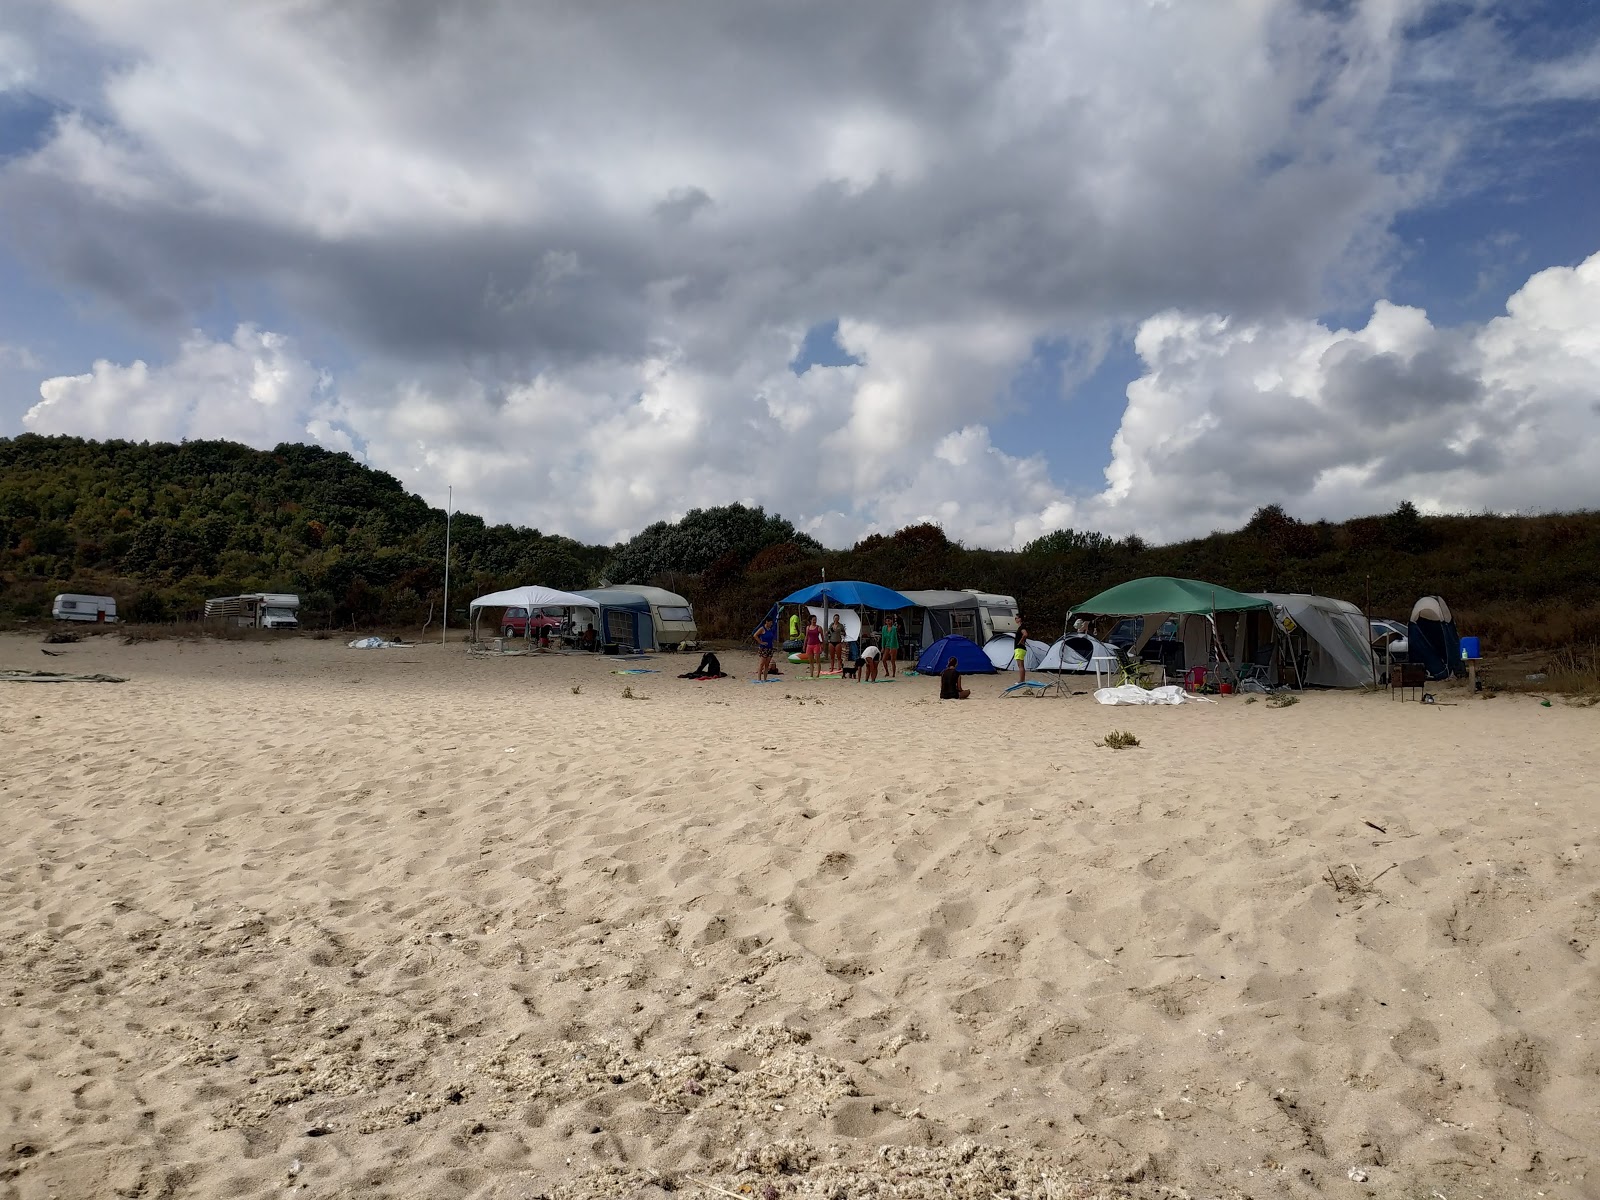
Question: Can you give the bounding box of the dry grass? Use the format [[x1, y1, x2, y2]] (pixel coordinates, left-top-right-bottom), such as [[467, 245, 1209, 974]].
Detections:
[[1098, 730, 1140, 749], [1266, 694, 1300, 708], [1484, 644, 1600, 697]]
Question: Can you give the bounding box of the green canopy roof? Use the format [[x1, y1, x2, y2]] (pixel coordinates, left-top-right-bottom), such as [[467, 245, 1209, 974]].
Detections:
[[1072, 576, 1272, 616]]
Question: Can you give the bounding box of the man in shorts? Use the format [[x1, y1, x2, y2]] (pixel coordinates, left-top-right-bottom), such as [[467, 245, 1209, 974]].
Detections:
[[940, 657, 970, 699]]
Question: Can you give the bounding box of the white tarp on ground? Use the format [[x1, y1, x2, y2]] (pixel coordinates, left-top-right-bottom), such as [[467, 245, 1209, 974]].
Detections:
[[984, 634, 1052, 670], [1093, 684, 1215, 705], [1036, 634, 1120, 674], [807, 606, 862, 640], [468, 585, 599, 611]]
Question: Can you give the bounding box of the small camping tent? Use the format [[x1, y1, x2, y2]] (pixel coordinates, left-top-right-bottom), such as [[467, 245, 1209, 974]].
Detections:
[[1408, 595, 1463, 680], [983, 634, 1051, 671], [916, 635, 996, 675], [1251, 593, 1376, 688], [1035, 633, 1120, 675]]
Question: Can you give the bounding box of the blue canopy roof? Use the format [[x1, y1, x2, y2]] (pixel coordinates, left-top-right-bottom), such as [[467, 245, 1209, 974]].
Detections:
[[779, 581, 915, 610], [916, 635, 997, 675]]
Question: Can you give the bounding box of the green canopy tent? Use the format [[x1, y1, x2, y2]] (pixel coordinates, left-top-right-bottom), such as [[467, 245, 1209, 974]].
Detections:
[[1071, 576, 1277, 686]]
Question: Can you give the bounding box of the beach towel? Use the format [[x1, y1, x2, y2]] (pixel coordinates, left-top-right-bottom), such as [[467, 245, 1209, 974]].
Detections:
[[612, 668, 658, 675]]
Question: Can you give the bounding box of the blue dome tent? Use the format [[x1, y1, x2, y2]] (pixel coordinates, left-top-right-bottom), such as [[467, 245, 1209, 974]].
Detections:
[[915, 634, 996, 675]]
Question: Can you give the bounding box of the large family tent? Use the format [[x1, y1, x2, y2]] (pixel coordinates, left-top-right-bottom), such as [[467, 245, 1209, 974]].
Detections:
[[983, 634, 1051, 671], [1035, 633, 1120, 675], [1251, 594, 1376, 688], [468, 585, 597, 640], [900, 590, 986, 650], [1408, 595, 1463, 680], [1073, 577, 1273, 676], [915, 635, 995, 675], [577, 586, 697, 651]]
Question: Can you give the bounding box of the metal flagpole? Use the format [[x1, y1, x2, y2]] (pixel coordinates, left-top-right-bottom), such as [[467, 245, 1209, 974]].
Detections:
[[441, 486, 452, 646]]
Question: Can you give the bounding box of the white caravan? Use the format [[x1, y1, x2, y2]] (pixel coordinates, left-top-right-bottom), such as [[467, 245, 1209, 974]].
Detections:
[[52, 593, 118, 623]]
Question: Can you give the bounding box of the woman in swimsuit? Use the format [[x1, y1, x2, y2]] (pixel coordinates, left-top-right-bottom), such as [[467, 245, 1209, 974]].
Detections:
[[803, 615, 825, 678]]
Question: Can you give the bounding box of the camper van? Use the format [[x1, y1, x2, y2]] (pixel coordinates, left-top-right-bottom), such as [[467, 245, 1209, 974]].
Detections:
[[964, 591, 1020, 640], [204, 593, 301, 630], [52, 593, 118, 624], [576, 586, 696, 651]]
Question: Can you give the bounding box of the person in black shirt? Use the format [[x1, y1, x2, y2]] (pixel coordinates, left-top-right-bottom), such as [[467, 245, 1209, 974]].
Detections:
[[940, 657, 970, 700]]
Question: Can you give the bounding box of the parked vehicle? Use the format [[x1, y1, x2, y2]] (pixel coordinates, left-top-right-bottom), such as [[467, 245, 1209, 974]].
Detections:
[[963, 590, 1020, 640], [52, 593, 118, 623], [1106, 615, 1181, 662], [204, 593, 301, 630], [1370, 618, 1409, 661], [500, 606, 567, 639]]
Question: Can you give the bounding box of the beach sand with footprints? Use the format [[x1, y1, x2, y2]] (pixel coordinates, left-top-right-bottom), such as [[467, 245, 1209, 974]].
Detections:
[[1, 632, 1595, 1198]]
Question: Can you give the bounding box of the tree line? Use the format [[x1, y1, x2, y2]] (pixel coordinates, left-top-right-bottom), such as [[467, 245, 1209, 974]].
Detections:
[[3, 434, 1598, 649]]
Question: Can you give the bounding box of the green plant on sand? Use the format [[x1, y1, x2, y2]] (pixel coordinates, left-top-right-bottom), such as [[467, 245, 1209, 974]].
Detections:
[[1267, 694, 1300, 708], [1099, 730, 1141, 749]]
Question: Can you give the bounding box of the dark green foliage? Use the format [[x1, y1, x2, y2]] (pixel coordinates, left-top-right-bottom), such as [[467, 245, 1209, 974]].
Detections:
[[603, 504, 821, 583], [4, 434, 1599, 648], [0, 435, 608, 626]]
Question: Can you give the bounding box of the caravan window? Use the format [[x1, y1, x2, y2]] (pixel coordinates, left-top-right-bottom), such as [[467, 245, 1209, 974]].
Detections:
[[658, 606, 693, 622], [60, 599, 78, 610]]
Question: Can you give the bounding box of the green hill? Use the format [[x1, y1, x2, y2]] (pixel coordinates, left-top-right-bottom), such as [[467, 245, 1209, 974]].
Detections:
[[3, 433, 1598, 650]]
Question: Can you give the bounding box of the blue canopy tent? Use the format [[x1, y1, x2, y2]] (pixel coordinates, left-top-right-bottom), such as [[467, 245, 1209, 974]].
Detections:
[[779, 581, 916, 610], [916, 634, 996, 675]]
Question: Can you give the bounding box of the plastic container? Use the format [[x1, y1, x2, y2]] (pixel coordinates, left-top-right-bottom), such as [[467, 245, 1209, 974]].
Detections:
[[1460, 636, 1481, 660], [1219, 683, 1234, 695]]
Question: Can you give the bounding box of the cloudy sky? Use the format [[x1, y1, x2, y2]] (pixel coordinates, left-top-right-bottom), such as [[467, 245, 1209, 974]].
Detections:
[[2, 1, 1598, 547]]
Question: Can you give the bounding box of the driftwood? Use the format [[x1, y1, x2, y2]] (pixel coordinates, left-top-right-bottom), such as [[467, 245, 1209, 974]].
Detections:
[[0, 670, 128, 684]]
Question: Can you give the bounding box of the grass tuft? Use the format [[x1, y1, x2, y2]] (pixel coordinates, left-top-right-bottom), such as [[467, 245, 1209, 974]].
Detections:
[[1267, 694, 1300, 708], [1099, 730, 1141, 749]]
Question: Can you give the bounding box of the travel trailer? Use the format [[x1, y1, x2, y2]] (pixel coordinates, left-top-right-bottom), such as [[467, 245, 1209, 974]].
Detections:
[[964, 591, 1020, 640], [52, 593, 118, 623], [576, 586, 697, 651], [204, 593, 301, 630]]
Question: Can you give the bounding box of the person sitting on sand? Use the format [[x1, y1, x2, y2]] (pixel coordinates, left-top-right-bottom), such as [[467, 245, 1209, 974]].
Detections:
[[940, 657, 970, 700], [679, 651, 724, 679], [753, 616, 778, 681]]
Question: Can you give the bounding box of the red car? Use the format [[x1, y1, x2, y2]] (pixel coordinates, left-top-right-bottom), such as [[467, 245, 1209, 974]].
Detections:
[[499, 606, 567, 639]]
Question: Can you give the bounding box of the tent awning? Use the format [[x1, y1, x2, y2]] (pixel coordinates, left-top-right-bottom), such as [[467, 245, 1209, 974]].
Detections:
[[780, 581, 915, 610], [1072, 577, 1271, 616], [469, 585, 599, 611]]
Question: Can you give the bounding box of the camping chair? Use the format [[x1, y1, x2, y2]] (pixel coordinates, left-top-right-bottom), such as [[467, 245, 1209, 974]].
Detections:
[[1236, 644, 1275, 689], [1114, 649, 1150, 688]]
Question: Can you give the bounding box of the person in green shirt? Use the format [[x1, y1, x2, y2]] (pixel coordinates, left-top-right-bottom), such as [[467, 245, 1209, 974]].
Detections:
[[880, 616, 900, 677], [787, 610, 800, 645]]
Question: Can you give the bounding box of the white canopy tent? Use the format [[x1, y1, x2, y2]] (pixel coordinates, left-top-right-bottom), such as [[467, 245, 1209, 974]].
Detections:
[[468, 585, 598, 642]]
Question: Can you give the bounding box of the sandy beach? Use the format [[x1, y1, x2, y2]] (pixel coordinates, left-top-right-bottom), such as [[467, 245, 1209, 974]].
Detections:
[[1, 632, 1595, 1199]]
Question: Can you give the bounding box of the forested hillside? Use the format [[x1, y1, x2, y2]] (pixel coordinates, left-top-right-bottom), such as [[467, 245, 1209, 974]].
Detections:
[[0, 435, 607, 627], [4, 434, 1599, 649]]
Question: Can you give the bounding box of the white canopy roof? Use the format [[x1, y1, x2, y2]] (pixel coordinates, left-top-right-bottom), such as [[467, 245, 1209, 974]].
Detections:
[[469, 585, 598, 611]]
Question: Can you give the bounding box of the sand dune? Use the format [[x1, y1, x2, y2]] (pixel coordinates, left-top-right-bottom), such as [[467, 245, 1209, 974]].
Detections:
[[1, 632, 1595, 1199]]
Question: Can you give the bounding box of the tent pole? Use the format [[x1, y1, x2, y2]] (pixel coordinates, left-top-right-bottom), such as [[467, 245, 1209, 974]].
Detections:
[[1364, 575, 1379, 691], [441, 485, 452, 646]]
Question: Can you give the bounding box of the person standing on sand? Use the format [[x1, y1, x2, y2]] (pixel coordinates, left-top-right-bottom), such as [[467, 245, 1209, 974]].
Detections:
[[859, 640, 881, 682], [880, 616, 900, 677], [1014, 617, 1030, 684], [753, 616, 778, 681], [826, 614, 847, 673], [803, 614, 825, 678], [788, 609, 801, 647]]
